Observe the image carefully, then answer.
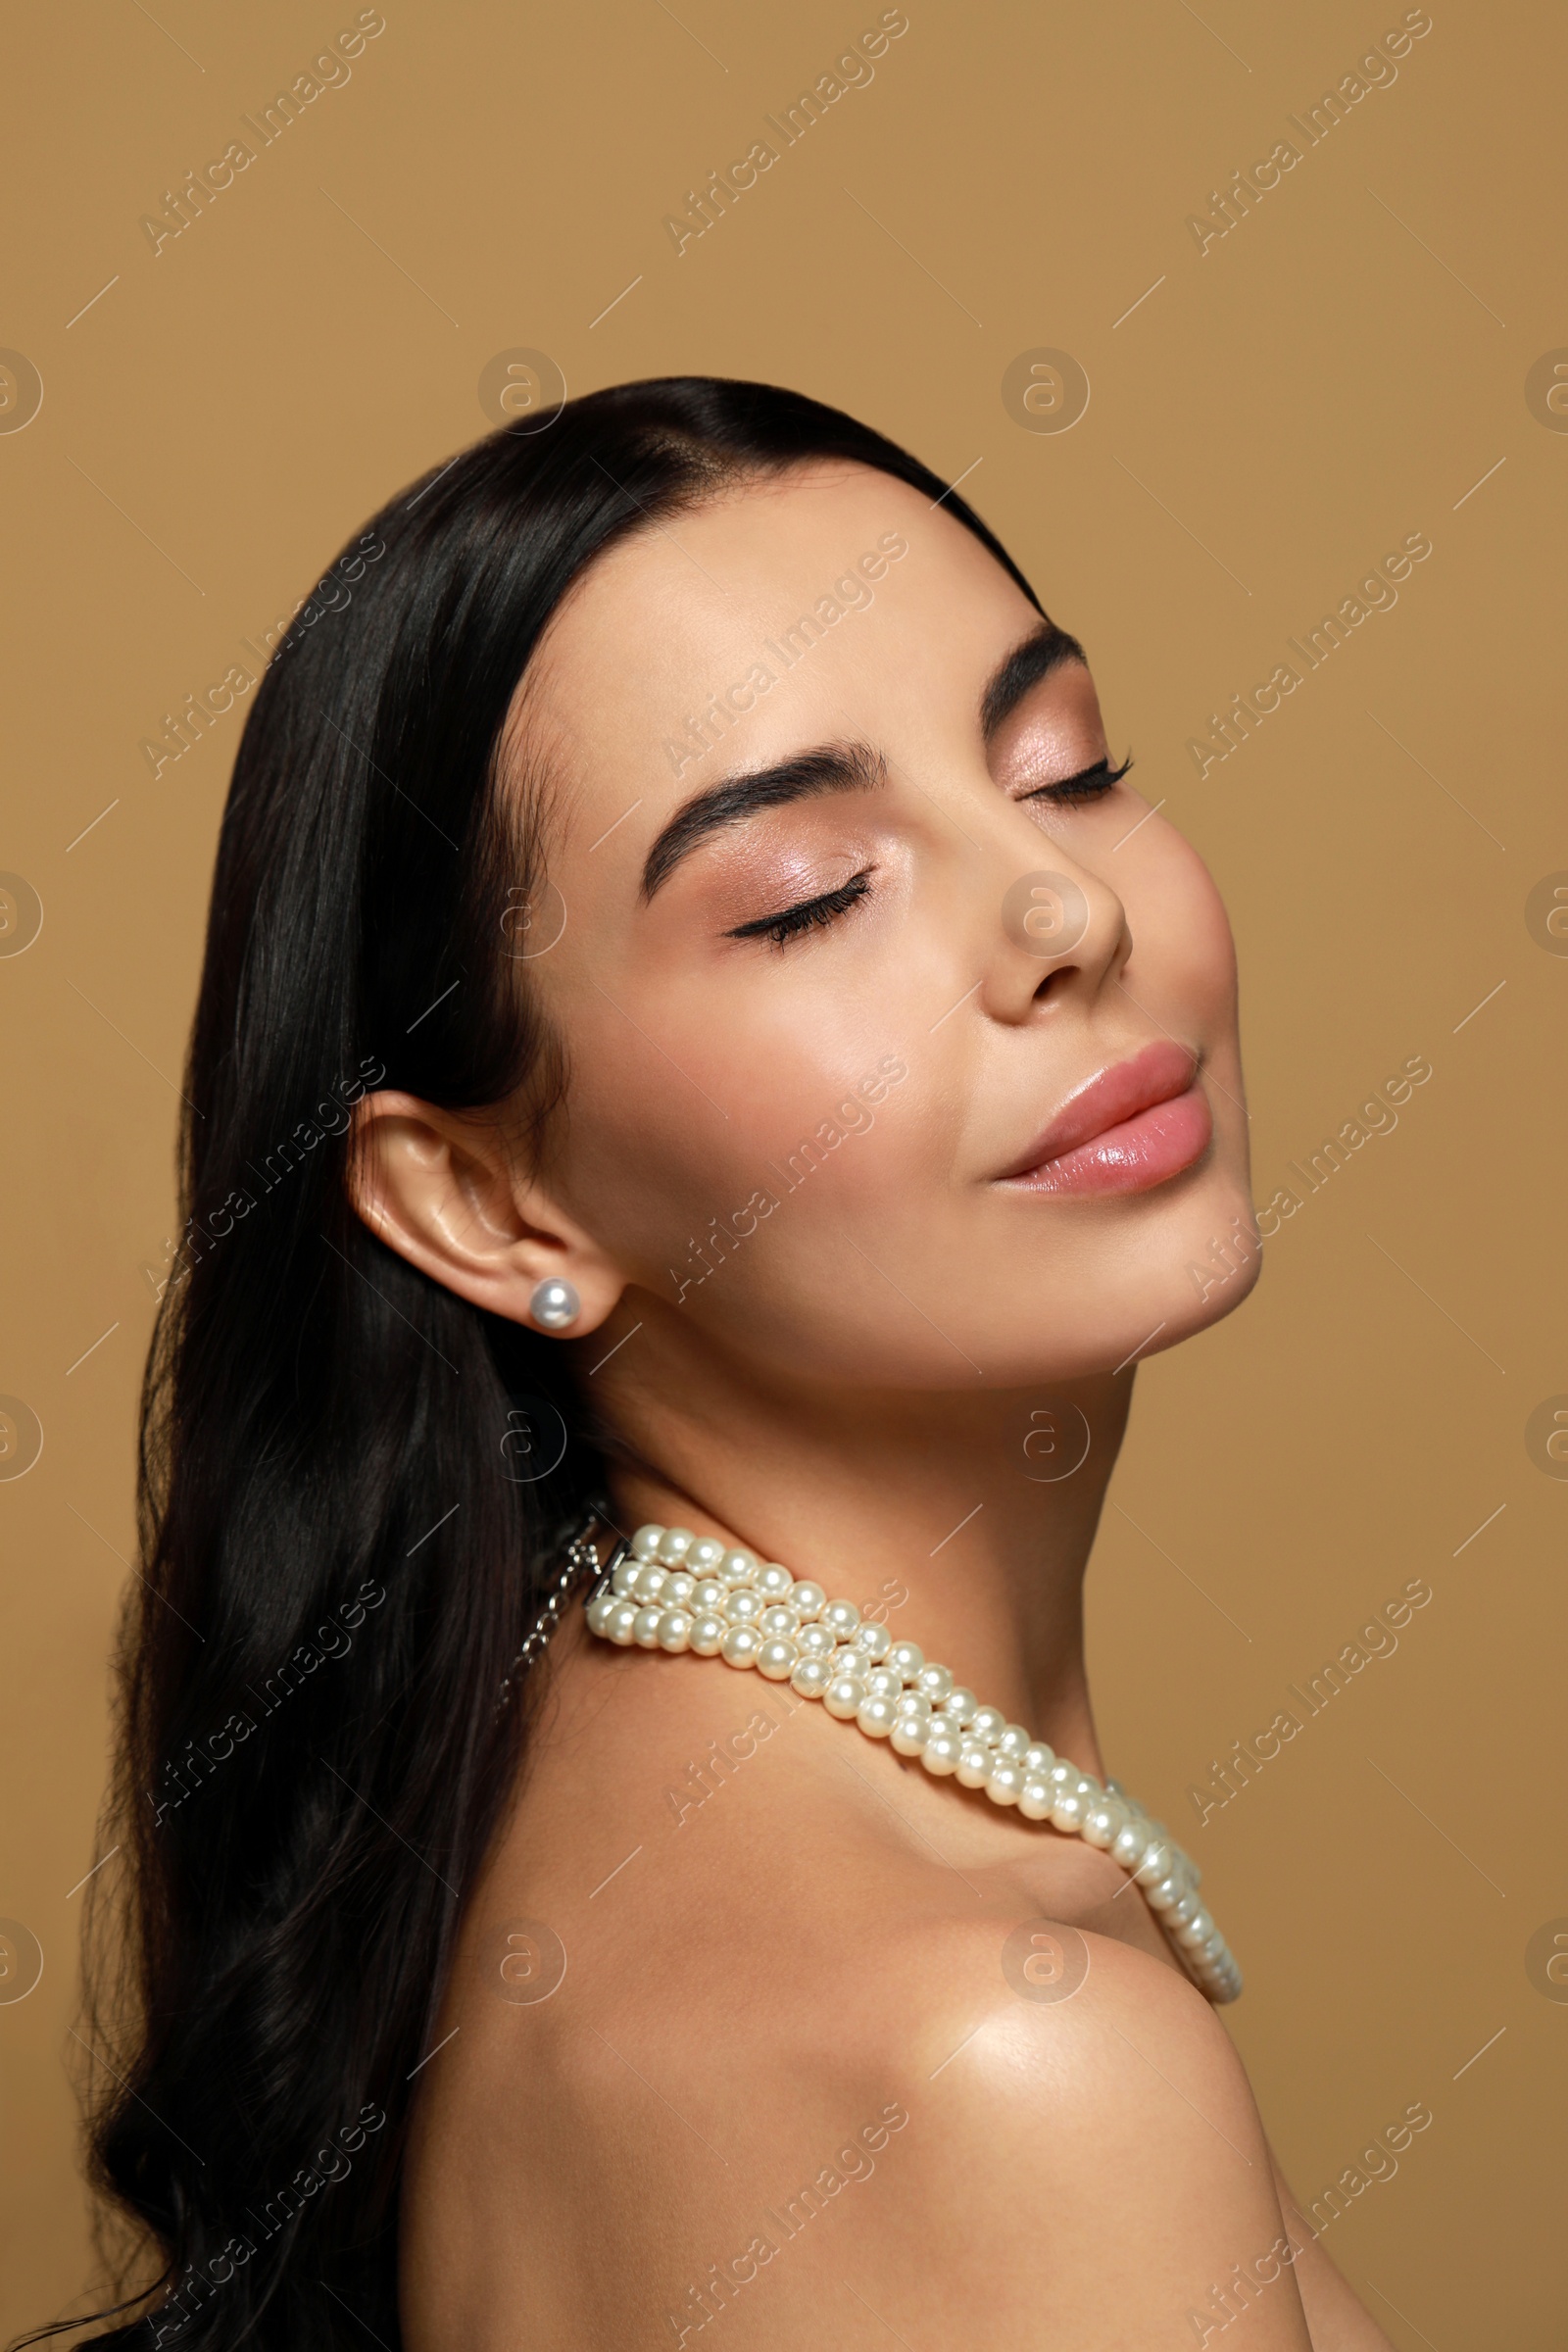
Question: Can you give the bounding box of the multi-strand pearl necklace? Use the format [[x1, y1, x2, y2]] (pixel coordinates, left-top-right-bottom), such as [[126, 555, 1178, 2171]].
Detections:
[[586, 1521, 1242, 2005]]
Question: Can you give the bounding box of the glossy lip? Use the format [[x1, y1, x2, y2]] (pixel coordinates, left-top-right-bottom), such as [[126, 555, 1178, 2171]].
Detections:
[[998, 1039, 1211, 1198]]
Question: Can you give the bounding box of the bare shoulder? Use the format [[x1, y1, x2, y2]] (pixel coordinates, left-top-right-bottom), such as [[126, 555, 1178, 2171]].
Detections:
[[408, 1885, 1310, 2346], [402, 1642, 1351, 2349], [773, 1907, 1393, 2352], [789, 1909, 1319, 2349]]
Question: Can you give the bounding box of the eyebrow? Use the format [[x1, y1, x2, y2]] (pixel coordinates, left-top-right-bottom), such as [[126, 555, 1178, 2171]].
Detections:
[[637, 624, 1087, 901], [980, 622, 1088, 741], [640, 743, 885, 901]]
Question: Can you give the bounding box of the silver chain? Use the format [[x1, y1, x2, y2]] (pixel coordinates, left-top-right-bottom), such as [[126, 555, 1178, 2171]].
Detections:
[[496, 1509, 622, 1711]]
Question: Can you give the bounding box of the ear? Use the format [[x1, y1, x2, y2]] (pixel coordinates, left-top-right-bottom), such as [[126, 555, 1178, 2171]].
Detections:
[[346, 1090, 623, 1336]]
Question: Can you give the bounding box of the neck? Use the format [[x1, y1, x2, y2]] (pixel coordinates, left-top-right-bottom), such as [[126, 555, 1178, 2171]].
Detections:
[[586, 1322, 1133, 1780]]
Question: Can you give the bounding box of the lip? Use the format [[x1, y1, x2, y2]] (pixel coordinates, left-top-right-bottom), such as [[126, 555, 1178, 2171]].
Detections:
[[999, 1039, 1211, 1198]]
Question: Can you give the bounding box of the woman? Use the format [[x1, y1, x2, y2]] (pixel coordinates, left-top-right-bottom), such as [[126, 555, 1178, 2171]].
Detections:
[[67, 378, 1391, 2348]]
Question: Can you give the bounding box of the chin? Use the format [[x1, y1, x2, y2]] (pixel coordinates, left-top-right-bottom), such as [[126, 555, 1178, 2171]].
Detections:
[[988, 1163, 1264, 1382], [1136, 1185, 1265, 1357]]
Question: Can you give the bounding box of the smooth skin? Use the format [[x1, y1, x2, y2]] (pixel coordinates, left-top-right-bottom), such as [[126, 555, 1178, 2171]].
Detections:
[[350, 464, 1392, 2350]]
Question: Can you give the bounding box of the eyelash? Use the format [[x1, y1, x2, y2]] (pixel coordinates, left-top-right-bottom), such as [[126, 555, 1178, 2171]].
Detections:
[[1021, 753, 1134, 805], [727, 869, 875, 950], [726, 754, 1132, 948]]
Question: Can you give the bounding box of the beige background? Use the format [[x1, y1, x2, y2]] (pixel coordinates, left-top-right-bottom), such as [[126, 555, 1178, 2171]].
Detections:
[[2, 0, 1563, 2340]]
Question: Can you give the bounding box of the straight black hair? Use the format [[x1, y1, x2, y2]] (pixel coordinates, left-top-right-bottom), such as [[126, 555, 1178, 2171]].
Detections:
[[41, 376, 1042, 2349]]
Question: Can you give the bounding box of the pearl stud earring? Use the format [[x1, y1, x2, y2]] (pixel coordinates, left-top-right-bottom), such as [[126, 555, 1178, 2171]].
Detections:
[[529, 1277, 580, 1333]]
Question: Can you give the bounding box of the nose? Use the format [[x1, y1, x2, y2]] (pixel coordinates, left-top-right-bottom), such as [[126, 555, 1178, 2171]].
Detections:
[[977, 824, 1132, 1026]]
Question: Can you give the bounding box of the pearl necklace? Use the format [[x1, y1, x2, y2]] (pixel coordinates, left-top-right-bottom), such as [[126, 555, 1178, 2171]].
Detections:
[[586, 1521, 1242, 2005]]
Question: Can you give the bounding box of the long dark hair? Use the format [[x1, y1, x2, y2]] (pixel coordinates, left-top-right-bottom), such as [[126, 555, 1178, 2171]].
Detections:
[[50, 378, 1040, 2349]]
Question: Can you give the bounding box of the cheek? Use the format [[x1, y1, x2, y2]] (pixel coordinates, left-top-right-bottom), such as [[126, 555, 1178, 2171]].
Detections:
[[1105, 821, 1250, 1210], [1118, 827, 1238, 1026], [548, 974, 932, 1286]]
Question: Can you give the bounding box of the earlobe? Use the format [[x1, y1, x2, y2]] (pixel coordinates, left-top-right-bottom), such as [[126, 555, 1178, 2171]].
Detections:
[[346, 1090, 621, 1336]]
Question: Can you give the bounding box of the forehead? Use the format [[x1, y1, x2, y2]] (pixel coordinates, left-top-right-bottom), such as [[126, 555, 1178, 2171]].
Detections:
[[516, 463, 1043, 824]]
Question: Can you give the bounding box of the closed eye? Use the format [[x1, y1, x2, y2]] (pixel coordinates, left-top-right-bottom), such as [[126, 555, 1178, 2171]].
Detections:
[[1020, 753, 1133, 805], [725, 867, 875, 949]]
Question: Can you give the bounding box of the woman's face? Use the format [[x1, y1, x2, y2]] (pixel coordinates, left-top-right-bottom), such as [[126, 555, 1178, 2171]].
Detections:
[[512, 461, 1256, 1390]]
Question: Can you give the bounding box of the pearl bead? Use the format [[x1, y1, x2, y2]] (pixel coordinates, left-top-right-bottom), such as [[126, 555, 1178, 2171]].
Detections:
[[889, 1714, 930, 1757], [1134, 1842, 1173, 1887], [887, 1642, 924, 1684], [1047, 1760, 1076, 1790], [719, 1547, 757, 1582], [1050, 1789, 1087, 1833], [789, 1581, 826, 1619], [722, 1590, 763, 1624], [823, 1673, 867, 1720], [637, 1566, 669, 1603], [688, 1578, 725, 1612], [852, 1621, 892, 1664], [790, 1657, 832, 1698], [612, 1559, 640, 1597], [530, 1276, 580, 1330], [995, 1724, 1032, 1762], [1111, 1824, 1148, 1871], [630, 1524, 662, 1561], [1018, 1778, 1054, 1821], [657, 1527, 695, 1566], [688, 1611, 726, 1657], [663, 1572, 695, 1606], [797, 1623, 838, 1659], [758, 1605, 801, 1640], [1168, 1893, 1200, 1931], [632, 1605, 664, 1648], [751, 1563, 788, 1601], [944, 1687, 978, 1728], [687, 1538, 726, 1576], [956, 1741, 993, 1788], [1081, 1804, 1119, 1849], [862, 1667, 904, 1701], [967, 1705, 1007, 1744], [1145, 1876, 1182, 1912], [893, 1690, 931, 1721], [719, 1624, 762, 1669], [606, 1599, 639, 1644], [986, 1759, 1026, 1806], [856, 1694, 900, 1739], [657, 1610, 693, 1653], [1022, 1742, 1055, 1776], [756, 1637, 799, 1682], [920, 1727, 963, 1776], [586, 1592, 615, 1636], [820, 1599, 861, 1639], [915, 1663, 954, 1705]]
